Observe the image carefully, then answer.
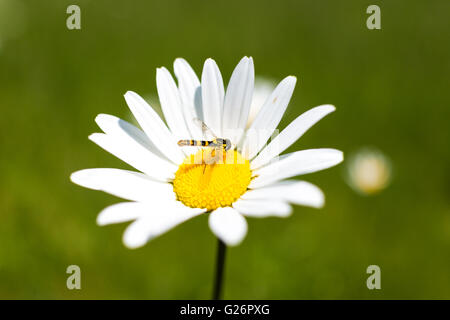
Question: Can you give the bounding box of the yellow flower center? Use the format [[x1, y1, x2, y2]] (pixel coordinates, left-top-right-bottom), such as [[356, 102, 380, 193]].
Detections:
[[173, 149, 252, 211]]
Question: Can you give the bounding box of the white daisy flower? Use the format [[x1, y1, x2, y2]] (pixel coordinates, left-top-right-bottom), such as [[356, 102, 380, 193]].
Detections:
[[70, 57, 343, 249]]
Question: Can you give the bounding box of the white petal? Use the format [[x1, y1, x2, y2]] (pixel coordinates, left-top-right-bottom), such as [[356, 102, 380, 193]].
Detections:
[[208, 207, 247, 246], [250, 148, 344, 188], [122, 218, 153, 249], [156, 67, 190, 140], [241, 76, 297, 159], [251, 105, 336, 170], [246, 78, 275, 128], [173, 58, 203, 140], [70, 168, 176, 202], [95, 113, 170, 162], [123, 203, 205, 249], [233, 199, 292, 218], [89, 133, 176, 181], [242, 180, 325, 208], [124, 91, 184, 164], [97, 202, 147, 226], [222, 57, 254, 145], [201, 58, 224, 136]]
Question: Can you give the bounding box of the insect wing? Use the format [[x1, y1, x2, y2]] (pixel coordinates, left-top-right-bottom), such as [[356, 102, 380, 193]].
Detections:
[[192, 118, 217, 140]]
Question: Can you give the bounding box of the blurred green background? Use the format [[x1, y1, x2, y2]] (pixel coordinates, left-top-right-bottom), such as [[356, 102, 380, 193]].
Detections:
[[1, 0, 449, 299]]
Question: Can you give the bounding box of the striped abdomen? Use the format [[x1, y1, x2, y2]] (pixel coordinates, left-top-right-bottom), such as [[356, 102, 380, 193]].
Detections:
[[177, 140, 214, 147]]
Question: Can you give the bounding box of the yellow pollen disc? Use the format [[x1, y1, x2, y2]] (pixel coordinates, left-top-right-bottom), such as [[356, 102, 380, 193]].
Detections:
[[173, 149, 252, 211]]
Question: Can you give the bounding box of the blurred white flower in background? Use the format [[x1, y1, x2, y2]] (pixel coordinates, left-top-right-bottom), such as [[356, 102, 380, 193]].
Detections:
[[346, 147, 392, 195]]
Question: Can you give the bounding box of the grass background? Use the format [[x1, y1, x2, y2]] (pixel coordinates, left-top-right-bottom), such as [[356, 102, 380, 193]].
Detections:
[[0, 0, 449, 299]]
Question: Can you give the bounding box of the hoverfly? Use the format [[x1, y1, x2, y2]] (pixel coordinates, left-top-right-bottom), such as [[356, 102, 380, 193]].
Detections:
[[177, 118, 231, 166]]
